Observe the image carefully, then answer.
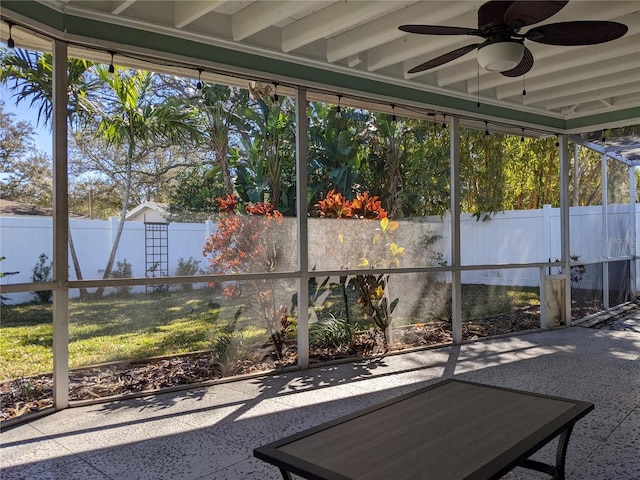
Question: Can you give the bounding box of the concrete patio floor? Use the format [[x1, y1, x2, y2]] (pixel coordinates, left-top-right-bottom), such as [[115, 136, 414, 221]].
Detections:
[[2, 321, 639, 480]]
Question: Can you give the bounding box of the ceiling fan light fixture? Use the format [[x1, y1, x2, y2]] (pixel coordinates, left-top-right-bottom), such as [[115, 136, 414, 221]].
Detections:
[[477, 41, 524, 72]]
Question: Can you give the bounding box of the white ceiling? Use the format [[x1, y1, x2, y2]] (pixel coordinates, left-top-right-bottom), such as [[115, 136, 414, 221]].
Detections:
[[3, 0, 640, 130]]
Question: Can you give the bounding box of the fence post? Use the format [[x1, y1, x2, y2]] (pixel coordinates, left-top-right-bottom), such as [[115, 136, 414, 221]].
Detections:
[[205, 219, 214, 238]]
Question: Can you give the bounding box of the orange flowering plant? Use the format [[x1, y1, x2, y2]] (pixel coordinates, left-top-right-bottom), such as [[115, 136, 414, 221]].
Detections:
[[316, 190, 405, 346], [317, 190, 405, 269], [203, 194, 292, 359]]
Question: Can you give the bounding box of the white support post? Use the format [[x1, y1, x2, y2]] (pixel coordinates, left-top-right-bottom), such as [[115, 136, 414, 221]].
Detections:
[[629, 165, 637, 297], [52, 40, 69, 410], [450, 116, 462, 343], [543, 204, 552, 261], [559, 135, 571, 325], [573, 144, 579, 207], [601, 152, 610, 309], [295, 87, 309, 369], [442, 211, 452, 284]]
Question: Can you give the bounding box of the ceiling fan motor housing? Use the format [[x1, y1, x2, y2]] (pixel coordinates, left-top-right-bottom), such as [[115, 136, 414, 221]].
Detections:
[[477, 40, 525, 71]]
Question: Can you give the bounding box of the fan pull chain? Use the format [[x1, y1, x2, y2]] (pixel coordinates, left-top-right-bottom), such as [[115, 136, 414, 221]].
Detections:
[[522, 75, 527, 97]]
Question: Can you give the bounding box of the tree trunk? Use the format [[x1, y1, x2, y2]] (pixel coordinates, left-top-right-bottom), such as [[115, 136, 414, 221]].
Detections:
[[68, 224, 89, 299], [93, 155, 133, 298], [218, 144, 233, 195]]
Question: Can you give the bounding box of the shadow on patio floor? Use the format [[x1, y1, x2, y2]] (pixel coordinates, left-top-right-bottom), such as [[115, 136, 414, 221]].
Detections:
[[2, 325, 639, 480]]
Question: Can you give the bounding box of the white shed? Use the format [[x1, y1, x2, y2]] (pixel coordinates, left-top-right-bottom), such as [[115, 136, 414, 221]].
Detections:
[[125, 202, 169, 223]]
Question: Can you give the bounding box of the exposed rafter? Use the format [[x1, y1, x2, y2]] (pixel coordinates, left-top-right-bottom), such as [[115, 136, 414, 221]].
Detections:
[[546, 82, 639, 111], [3, 0, 637, 125], [497, 53, 639, 100], [174, 0, 227, 29], [523, 69, 640, 106], [112, 0, 136, 15], [232, 1, 319, 41], [282, 1, 409, 53], [326, 2, 476, 63]]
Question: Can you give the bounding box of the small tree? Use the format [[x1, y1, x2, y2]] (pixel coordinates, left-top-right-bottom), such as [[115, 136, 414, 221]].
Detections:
[[202, 194, 291, 359], [31, 253, 53, 303]]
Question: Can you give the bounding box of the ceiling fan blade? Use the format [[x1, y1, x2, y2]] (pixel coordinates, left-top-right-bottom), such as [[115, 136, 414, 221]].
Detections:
[[504, 1, 568, 28], [408, 43, 481, 74], [478, 1, 515, 29], [399, 25, 483, 36], [525, 21, 628, 45], [500, 45, 534, 77]]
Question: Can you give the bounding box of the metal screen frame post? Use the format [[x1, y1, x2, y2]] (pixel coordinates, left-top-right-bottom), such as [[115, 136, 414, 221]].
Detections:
[[450, 116, 462, 343], [559, 135, 572, 325], [52, 39, 69, 410], [295, 87, 309, 369], [601, 152, 610, 309], [629, 164, 637, 298]]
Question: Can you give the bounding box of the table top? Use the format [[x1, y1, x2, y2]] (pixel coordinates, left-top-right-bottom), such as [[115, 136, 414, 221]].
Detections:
[[254, 379, 594, 480]]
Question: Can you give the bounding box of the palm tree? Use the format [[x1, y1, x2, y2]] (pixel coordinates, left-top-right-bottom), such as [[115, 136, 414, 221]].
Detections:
[[198, 83, 246, 196], [81, 66, 203, 296], [235, 96, 295, 209], [0, 48, 97, 127], [307, 102, 365, 203], [1, 48, 98, 297]]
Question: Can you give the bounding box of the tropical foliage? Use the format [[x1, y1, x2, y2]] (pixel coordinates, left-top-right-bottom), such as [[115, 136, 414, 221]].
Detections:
[[3, 46, 634, 224], [316, 190, 404, 346]]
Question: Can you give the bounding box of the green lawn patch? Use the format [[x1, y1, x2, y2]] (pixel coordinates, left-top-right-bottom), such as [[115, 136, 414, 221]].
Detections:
[[1, 283, 539, 381]]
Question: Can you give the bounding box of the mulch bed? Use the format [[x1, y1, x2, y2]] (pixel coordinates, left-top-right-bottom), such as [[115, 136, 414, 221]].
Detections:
[[0, 305, 546, 423]]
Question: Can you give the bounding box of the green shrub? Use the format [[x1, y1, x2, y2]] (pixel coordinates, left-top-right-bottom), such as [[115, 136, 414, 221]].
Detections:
[[310, 316, 355, 350], [31, 253, 53, 303], [176, 256, 202, 291], [110, 259, 133, 294]]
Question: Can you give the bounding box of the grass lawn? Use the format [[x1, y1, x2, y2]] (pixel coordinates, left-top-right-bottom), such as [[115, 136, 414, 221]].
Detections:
[[0, 289, 273, 381], [0, 282, 539, 381]]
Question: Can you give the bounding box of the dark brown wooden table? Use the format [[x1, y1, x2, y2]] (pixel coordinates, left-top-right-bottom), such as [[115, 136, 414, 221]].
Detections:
[[254, 379, 593, 480]]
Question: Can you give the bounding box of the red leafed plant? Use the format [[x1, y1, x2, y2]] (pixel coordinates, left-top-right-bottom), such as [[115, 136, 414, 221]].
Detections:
[[316, 190, 404, 347], [203, 194, 283, 280], [317, 190, 387, 220], [203, 194, 292, 359]]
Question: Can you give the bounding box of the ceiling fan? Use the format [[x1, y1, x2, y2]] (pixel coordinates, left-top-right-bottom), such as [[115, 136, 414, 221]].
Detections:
[[399, 0, 628, 77]]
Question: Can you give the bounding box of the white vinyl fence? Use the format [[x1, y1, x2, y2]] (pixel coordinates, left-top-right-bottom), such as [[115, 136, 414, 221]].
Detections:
[[1, 204, 637, 303]]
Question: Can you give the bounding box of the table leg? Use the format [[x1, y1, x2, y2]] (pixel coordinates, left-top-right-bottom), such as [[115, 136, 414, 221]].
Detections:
[[518, 424, 574, 479], [279, 467, 294, 480], [553, 425, 574, 480]]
